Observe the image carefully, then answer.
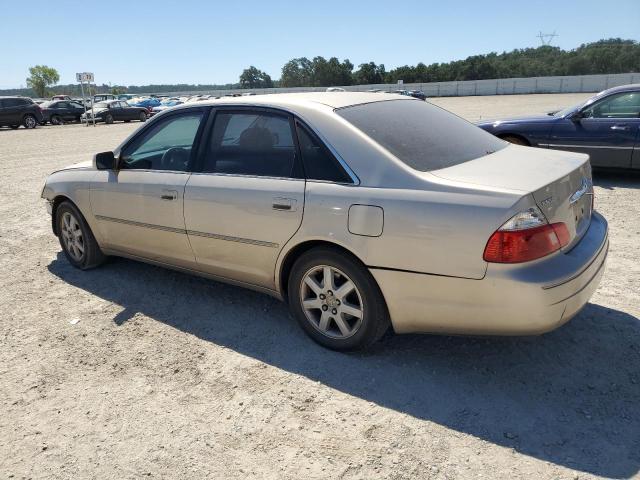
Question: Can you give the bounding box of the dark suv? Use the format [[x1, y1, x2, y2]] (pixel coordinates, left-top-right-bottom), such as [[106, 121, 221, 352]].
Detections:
[[0, 96, 44, 129]]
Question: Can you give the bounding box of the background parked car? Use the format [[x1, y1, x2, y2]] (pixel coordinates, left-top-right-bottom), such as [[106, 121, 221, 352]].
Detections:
[[93, 94, 117, 103], [476, 83, 640, 170], [81, 100, 148, 124], [393, 89, 427, 100], [40, 100, 86, 125], [0, 96, 43, 129], [149, 98, 183, 116], [51, 95, 72, 101]]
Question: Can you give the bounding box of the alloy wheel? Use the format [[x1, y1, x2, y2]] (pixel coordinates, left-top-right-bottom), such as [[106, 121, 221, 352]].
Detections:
[[61, 212, 85, 261], [299, 265, 364, 339]]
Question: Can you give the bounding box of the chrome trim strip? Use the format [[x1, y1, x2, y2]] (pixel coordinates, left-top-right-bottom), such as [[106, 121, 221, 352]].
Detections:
[[95, 215, 185, 234], [186, 230, 278, 248], [540, 143, 635, 150], [95, 215, 278, 248]]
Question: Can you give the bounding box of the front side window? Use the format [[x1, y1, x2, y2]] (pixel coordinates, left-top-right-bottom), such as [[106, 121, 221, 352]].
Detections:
[[582, 92, 640, 119], [120, 112, 203, 171], [336, 99, 507, 172], [296, 123, 352, 183], [202, 111, 296, 177]]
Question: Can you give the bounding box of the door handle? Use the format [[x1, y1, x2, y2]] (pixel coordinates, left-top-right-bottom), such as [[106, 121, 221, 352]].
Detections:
[[610, 125, 629, 131], [160, 189, 178, 201], [272, 197, 296, 211]]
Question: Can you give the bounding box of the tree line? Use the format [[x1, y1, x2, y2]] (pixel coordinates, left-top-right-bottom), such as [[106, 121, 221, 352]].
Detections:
[[3, 39, 638, 97]]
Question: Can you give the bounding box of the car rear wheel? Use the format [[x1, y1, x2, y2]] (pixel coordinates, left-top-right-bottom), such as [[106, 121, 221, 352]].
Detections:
[[56, 201, 106, 270], [23, 114, 37, 129], [105, 114, 114, 124], [139, 112, 147, 122], [288, 247, 389, 350], [501, 135, 529, 146], [50, 115, 62, 125]]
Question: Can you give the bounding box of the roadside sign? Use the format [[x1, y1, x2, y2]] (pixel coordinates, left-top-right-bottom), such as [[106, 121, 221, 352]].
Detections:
[[76, 72, 94, 83], [76, 72, 96, 127]]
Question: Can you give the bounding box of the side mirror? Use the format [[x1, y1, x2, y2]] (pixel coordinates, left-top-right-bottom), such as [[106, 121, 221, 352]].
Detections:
[[95, 151, 117, 170], [569, 111, 585, 122]]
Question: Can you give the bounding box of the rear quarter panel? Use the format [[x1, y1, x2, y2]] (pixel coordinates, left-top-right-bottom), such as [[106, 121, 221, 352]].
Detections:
[[279, 181, 527, 281]]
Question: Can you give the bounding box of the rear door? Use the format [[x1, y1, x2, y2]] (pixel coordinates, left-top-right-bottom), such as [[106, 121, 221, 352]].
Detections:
[[91, 109, 206, 266], [184, 108, 305, 289], [549, 91, 640, 169]]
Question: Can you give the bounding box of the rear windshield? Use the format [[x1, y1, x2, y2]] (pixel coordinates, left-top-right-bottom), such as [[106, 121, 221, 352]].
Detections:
[[336, 99, 507, 171]]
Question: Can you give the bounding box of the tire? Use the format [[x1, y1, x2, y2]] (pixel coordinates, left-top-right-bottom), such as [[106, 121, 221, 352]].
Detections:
[[288, 247, 390, 351], [56, 201, 106, 270], [50, 115, 62, 126], [501, 135, 529, 146], [139, 112, 147, 122], [23, 114, 38, 129], [105, 114, 114, 124], [9, 125, 19, 129]]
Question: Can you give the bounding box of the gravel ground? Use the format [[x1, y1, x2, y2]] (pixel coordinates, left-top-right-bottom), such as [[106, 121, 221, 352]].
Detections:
[[1, 93, 639, 480]]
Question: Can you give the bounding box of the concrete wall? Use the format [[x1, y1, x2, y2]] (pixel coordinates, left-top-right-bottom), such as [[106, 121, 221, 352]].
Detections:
[[168, 72, 640, 98]]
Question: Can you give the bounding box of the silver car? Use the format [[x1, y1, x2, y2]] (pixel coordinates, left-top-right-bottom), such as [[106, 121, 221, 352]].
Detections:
[[41, 93, 609, 350]]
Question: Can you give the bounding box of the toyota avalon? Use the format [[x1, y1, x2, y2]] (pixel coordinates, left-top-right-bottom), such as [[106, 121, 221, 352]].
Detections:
[[41, 93, 608, 350]]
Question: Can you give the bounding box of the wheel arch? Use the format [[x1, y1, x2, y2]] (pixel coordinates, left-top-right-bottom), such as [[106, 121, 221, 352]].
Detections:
[[277, 239, 370, 303], [50, 195, 81, 236], [497, 132, 531, 146]]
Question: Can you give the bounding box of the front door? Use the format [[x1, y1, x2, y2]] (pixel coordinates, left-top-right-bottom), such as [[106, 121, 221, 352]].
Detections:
[[91, 110, 206, 267], [184, 109, 305, 290], [549, 90, 640, 169]]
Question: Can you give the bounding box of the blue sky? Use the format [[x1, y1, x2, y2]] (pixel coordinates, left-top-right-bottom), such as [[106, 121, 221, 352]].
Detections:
[[1, 0, 639, 88]]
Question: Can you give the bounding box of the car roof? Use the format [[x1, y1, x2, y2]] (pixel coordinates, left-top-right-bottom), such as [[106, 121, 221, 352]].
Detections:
[[195, 92, 414, 111], [602, 83, 640, 95]]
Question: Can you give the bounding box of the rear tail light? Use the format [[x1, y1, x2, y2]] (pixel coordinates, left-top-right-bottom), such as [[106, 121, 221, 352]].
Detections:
[[483, 206, 569, 263]]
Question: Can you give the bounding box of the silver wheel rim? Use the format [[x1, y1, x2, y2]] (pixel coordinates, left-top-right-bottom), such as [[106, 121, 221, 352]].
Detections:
[[61, 212, 85, 261], [299, 265, 364, 339], [51, 116, 60, 125], [25, 116, 36, 128]]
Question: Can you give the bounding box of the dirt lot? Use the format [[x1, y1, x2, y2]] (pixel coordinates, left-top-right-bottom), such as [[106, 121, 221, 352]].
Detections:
[[1, 93, 639, 480]]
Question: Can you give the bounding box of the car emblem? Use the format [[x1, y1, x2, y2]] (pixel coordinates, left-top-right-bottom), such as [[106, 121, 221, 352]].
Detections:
[[570, 178, 592, 205], [540, 196, 554, 208]]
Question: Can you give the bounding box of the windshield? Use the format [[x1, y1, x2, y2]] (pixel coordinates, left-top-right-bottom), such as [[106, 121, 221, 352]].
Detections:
[[336, 99, 507, 171], [93, 102, 110, 109]]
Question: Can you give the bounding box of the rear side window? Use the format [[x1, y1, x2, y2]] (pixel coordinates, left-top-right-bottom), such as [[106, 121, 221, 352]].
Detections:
[[296, 123, 352, 183], [202, 111, 296, 178], [336, 99, 506, 171]]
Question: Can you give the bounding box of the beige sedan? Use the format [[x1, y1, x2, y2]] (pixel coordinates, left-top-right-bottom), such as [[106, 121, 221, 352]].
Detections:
[[41, 93, 608, 350]]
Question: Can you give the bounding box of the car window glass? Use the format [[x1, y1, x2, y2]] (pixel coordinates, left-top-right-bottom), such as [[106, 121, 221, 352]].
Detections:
[[70, 102, 84, 109], [583, 92, 640, 119], [202, 111, 296, 177], [296, 124, 352, 183], [3, 99, 21, 107], [337, 99, 507, 172], [120, 112, 203, 171], [58, 102, 69, 109]]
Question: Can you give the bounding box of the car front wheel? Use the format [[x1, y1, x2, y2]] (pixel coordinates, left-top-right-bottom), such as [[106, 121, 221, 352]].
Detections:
[[288, 247, 389, 350], [105, 114, 114, 124], [23, 114, 38, 129], [56, 201, 106, 270], [139, 112, 147, 122], [50, 115, 62, 125]]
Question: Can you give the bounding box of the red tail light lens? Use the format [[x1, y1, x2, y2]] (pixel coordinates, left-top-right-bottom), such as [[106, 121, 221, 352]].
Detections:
[[484, 207, 570, 263]]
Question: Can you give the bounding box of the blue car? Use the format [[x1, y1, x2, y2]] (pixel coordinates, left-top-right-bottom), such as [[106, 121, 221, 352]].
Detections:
[[477, 84, 640, 170]]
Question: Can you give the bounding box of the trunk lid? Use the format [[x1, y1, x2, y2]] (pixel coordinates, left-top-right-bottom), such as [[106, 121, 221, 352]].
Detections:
[[430, 144, 593, 250]]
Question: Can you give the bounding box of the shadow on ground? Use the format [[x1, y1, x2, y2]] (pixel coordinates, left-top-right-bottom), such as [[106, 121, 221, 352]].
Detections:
[[593, 169, 640, 189], [48, 253, 640, 478]]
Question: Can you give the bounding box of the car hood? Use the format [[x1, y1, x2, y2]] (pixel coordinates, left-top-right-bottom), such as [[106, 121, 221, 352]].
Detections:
[[476, 114, 558, 127], [83, 107, 107, 115], [61, 160, 94, 170]]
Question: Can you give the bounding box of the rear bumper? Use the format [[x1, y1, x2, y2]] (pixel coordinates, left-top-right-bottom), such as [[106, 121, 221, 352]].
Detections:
[[372, 211, 608, 335]]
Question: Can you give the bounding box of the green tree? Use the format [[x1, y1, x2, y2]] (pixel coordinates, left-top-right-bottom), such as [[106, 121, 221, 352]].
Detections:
[[280, 57, 314, 87], [26, 65, 60, 98], [239, 66, 273, 89], [353, 62, 386, 85]]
